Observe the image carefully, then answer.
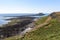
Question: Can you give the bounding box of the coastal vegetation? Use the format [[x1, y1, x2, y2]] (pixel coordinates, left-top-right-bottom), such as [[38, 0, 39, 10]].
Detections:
[[35, 16, 48, 25], [1, 12, 60, 40], [19, 12, 60, 40]]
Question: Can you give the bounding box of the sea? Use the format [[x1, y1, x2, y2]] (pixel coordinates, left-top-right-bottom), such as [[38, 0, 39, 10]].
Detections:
[[0, 13, 50, 26]]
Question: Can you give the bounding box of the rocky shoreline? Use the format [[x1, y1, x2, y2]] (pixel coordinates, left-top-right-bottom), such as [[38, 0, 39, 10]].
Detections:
[[0, 16, 37, 39], [0, 13, 45, 40]]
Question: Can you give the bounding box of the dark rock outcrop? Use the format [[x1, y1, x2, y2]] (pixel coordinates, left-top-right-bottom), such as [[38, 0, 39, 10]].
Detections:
[[0, 19, 34, 39]]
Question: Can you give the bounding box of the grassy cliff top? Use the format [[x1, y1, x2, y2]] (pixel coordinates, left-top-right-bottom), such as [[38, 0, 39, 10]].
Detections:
[[4, 12, 60, 40]]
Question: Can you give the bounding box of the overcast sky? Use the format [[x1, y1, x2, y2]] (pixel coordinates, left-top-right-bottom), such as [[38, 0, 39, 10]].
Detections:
[[0, 0, 60, 14]]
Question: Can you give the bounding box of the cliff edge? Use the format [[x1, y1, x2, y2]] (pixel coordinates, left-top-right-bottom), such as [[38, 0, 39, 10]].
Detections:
[[4, 12, 60, 40]]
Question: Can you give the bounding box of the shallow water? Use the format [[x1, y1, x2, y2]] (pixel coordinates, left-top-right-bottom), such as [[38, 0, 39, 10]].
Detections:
[[0, 16, 12, 26], [0, 13, 49, 26]]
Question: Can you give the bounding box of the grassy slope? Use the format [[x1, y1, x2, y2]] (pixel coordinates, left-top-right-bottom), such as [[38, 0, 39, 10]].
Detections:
[[35, 16, 48, 25], [4, 14, 60, 40], [4, 35, 22, 40], [4, 16, 48, 40], [18, 16, 60, 40]]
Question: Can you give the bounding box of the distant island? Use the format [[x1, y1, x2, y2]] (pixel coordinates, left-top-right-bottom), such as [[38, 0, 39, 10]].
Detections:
[[3, 13, 45, 17], [24, 13, 45, 16]]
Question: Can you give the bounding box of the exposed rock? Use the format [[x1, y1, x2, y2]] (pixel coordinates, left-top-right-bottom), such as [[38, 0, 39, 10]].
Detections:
[[49, 12, 60, 22], [50, 12, 60, 18], [0, 18, 34, 39]]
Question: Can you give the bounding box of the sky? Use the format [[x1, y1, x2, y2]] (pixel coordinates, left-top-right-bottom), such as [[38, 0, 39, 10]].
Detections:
[[0, 0, 60, 14]]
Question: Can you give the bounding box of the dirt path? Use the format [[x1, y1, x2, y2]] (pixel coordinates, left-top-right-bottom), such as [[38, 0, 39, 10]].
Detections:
[[4, 16, 52, 40], [32, 16, 52, 31]]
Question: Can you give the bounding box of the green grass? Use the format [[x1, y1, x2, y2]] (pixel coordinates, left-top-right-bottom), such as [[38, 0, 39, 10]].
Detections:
[[4, 35, 22, 40], [4, 16, 60, 40], [6, 19, 20, 25], [35, 16, 48, 25], [18, 18, 60, 40], [4, 16, 48, 40]]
